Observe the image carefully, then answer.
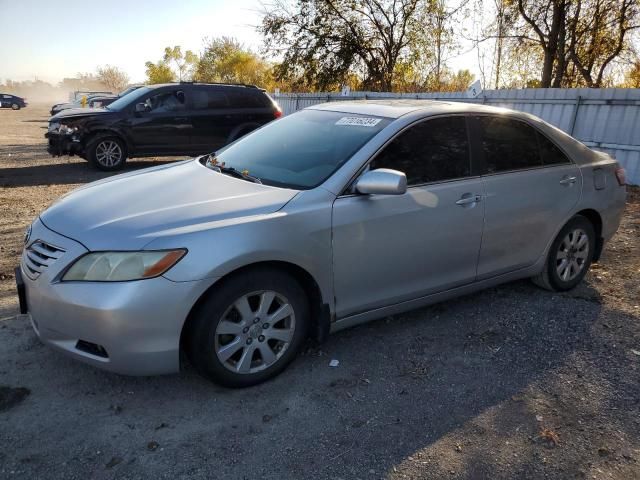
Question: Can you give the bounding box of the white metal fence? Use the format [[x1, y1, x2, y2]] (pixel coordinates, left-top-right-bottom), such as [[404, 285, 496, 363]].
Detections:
[[273, 88, 640, 185]]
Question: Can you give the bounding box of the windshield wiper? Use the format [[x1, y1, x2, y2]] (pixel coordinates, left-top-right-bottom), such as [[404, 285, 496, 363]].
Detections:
[[203, 153, 262, 184]]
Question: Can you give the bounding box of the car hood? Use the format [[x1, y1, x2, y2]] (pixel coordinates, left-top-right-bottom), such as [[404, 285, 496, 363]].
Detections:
[[52, 107, 111, 119], [40, 160, 299, 250]]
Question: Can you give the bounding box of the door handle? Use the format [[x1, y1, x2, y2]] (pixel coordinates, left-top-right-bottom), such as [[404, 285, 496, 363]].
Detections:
[[456, 194, 482, 206], [559, 176, 577, 185]]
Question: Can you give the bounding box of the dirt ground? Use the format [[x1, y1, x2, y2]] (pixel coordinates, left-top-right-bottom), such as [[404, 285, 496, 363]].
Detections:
[[0, 104, 639, 480]]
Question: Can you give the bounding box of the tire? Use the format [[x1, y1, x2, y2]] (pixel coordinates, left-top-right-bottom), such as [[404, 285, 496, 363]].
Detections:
[[87, 135, 127, 171], [11, 103, 20, 110], [187, 268, 309, 387], [532, 215, 595, 292]]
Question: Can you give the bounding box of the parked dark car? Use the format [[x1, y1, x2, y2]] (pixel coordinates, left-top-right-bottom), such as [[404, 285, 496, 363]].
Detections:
[[46, 83, 282, 170], [87, 86, 144, 109], [1, 94, 27, 110], [50, 92, 117, 116]]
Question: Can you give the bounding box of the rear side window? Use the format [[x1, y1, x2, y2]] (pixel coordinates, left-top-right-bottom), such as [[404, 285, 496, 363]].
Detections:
[[192, 89, 229, 109], [226, 89, 269, 108], [537, 133, 571, 165], [370, 116, 470, 185], [479, 116, 541, 173]]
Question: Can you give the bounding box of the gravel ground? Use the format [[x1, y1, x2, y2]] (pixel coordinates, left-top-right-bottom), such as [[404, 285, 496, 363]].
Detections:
[[0, 104, 639, 480]]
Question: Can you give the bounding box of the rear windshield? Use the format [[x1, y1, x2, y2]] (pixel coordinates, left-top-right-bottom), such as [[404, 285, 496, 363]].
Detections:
[[210, 109, 391, 189]]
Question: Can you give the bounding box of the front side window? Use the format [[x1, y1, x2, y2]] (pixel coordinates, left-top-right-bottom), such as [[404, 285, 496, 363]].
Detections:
[[479, 116, 541, 173], [210, 109, 391, 189], [369, 116, 471, 185], [143, 90, 186, 113]]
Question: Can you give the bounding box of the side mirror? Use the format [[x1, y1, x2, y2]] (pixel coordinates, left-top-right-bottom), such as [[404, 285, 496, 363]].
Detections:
[[135, 102, 148, 113], [356, 168, 407, 195]]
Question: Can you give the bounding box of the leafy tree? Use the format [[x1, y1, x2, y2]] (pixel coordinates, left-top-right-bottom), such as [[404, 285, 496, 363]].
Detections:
[[491, 0, 640, 87], [163, 46, 198, 81], [261, 0, 426, 91], [620, 60, 640, 87], [96, 65, 129, 92], [144, 61, 176, 84], [195, 37, 274, 88]]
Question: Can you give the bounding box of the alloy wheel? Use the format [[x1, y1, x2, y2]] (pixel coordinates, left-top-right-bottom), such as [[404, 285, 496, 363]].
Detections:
[[214, 290, 296, 374], [556, 228, 589, 281], [95, 140, 123, 167]]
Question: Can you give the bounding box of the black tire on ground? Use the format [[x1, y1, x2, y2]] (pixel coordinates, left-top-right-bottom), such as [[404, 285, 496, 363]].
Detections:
[[187, 268, 309, 388], [86, 135, 127, 171], [532, 215, 596, 292], [11, 103, 20, 110]]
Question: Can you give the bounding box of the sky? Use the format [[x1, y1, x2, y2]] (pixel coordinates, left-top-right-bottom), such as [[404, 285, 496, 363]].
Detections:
[[0, 0, 481, 87], [0, 0, 265, 84]]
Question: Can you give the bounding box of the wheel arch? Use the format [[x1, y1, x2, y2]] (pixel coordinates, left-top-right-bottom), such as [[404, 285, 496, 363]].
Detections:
[[227, 122, 262, 143], [180, 260, 331, 359], [575, 208, 603, 261], [83, 129, 131, 152]]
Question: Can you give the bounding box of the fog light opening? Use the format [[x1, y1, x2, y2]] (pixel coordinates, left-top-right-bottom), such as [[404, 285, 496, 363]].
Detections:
[[75, 340, 109, 359]]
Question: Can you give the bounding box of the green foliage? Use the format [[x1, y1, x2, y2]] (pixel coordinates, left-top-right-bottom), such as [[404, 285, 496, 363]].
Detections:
[[194, 37, 274, 88], [144, 61, 176, 84], [163, 46, 198, 81]]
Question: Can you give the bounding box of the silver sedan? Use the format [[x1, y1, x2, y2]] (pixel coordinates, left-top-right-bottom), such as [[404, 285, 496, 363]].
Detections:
[[16, 101, 626, 387]]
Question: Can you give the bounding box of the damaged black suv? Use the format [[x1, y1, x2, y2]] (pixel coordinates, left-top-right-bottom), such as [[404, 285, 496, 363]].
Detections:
[[46, 83, 282, 171]]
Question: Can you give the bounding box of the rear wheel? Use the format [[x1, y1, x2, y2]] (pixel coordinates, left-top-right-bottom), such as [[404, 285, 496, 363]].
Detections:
[[532, 215, 595, 291], [187, 268, 309, 387], [87, 135, 127, 171]]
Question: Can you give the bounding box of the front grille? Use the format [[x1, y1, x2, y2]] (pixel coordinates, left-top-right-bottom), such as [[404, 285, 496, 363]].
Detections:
[[22, 240, 65, 279]]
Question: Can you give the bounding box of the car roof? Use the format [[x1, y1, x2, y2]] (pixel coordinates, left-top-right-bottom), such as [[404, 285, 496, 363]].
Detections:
[[149, 82, 262, 90], [308, 99, 533, 120]]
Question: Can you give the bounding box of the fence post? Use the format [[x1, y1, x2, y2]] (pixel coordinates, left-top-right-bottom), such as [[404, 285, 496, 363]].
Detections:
[[569, 95, 582, 135], [294, 95, 299, 112]]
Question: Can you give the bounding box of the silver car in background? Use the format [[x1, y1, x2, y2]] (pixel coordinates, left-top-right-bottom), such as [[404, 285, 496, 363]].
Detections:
[[16, 100, 627, 387]]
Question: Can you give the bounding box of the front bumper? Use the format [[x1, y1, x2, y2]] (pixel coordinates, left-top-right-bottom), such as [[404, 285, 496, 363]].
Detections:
[[19, 218, 212, 376], [45, 131, 82, 157]]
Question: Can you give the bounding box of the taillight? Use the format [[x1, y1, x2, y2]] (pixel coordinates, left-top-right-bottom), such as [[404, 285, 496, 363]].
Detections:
[[274, 108, 283, 119], [615, 166, 626, 186]]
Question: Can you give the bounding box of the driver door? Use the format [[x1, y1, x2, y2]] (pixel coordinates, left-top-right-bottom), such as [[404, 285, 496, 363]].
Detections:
[[128, 88, 192, 154], [331, 116, 485, 318]]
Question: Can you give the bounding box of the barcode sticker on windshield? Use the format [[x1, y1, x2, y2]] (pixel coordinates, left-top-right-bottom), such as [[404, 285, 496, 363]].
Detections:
[[335, 116, 382, 127]]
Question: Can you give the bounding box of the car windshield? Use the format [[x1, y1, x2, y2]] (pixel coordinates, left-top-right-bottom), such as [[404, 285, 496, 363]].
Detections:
[[117, 86, 140, 97], [106, 86, 152, 111], [208, 109, 391, 190]]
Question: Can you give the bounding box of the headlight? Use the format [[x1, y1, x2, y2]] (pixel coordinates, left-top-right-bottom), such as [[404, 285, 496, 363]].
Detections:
[[59, 124, 78, 134], [48, 121, 60, 132], [62, 250, 186, 282]]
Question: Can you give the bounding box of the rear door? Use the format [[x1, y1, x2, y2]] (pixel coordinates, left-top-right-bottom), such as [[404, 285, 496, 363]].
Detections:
[[188, 86, 231, 153], [332, 115, 485, 318], [473, 115, 581, 279], [127, 87, 192, 154]]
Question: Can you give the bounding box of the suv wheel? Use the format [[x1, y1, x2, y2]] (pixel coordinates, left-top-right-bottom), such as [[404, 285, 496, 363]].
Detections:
[[187, 268, 309, 387], [532, 215, 595, 292], [87, 135, 127, 171], [11, 103, 20, 110]]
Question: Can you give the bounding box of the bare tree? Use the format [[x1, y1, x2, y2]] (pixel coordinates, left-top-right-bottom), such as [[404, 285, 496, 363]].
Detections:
[[96, 65, 129, 92]]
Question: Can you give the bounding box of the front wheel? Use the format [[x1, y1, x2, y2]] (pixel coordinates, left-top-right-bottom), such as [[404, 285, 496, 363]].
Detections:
[[187, 268, 309, 387], [87, 136, 127, 171], [11, 103, 20, 110], [532, 215, 595, 291]]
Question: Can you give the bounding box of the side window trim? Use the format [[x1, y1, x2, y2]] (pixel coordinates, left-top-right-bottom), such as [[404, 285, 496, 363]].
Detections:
[[339, 113, 476, 196]]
